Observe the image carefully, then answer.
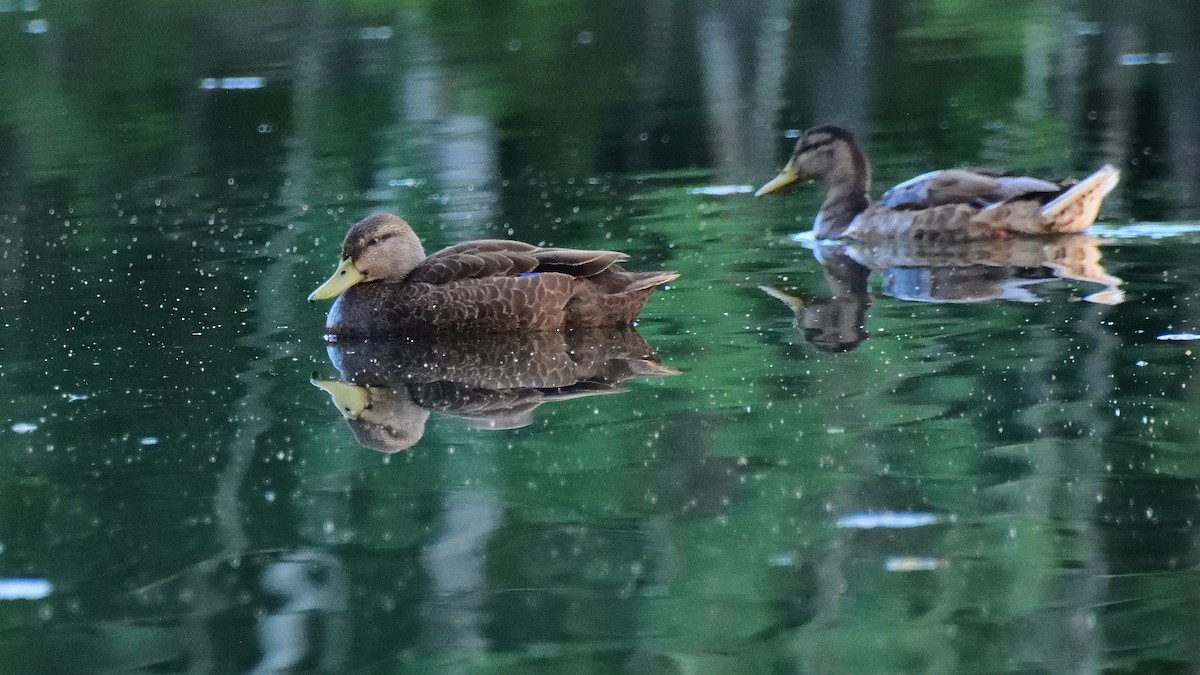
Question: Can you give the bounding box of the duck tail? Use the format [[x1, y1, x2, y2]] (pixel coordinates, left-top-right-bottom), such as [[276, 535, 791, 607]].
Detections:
[[622, 270, 679, 293], [630, 361, 682, 377], [1036, 164, 1120, 233]]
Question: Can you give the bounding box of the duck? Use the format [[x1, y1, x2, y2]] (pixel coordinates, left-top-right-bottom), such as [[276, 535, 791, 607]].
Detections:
[[308, 214, 678, 337], [755, 125, 1120, 241]]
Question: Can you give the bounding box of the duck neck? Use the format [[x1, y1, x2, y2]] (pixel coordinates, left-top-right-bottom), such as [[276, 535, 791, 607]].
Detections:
[[815, 144, 871, 239]]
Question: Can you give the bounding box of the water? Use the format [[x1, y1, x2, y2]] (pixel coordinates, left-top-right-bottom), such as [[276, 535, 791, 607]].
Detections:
[[2, 1, 1200, 672]]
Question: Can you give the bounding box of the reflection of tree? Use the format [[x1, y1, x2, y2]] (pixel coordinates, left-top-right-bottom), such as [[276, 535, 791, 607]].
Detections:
[[696, 0, 791, 182], [392, 6, 504, 657], [182, 3, 353, 671], [1096, 2, 1136, 218], [995, 311, 1112, 673], [1165, 1, 1200, 217], [809, 0, 873, 132], [981, 1, 1073, 175]]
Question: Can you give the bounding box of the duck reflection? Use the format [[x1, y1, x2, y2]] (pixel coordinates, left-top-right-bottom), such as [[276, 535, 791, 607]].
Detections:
[[312, 328, 677, 452], [763, 234, 1124, 352]]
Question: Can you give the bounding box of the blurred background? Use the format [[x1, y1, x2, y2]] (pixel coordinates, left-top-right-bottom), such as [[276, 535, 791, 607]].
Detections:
[[2, 0, 1200, 672]]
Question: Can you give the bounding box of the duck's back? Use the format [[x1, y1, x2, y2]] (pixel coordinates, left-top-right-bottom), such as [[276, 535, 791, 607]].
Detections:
[[880, 169, 1063, 209], [326, 273, 576, 337], [843, 165, 1120, 241], [842, 203, 997, 241]]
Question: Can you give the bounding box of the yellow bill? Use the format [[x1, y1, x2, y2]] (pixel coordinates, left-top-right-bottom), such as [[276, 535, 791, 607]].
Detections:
[[754, 158, 800, 197], [758, 285, 805, 311], [308, 257, 364, 301], [310, 377, 371, 420]]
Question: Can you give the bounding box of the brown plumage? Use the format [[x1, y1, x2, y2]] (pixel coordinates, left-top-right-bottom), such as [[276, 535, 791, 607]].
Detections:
[[312, 328, 678, 452], [755, 125, 1120, 241], [308, 214, 678, 337]]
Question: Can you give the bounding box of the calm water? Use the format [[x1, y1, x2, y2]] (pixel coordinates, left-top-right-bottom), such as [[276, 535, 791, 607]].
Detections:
[[3, 1, 1200, 673]]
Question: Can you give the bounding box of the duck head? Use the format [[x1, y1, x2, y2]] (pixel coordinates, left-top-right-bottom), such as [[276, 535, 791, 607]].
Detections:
[[308, 214, 427, 301], [755, 125, 870, 197], [310, 376, 430, 453]]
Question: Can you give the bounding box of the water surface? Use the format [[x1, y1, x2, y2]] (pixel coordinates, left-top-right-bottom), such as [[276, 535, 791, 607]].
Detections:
[[2, 1, 1200, 672]]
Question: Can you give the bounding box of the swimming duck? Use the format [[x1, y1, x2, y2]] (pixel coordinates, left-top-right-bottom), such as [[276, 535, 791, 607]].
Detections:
[[308, 214, 678, 337], [755, 125, 1120, 241]]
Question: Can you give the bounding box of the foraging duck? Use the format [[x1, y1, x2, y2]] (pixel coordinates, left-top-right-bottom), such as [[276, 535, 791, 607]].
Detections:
[[755, 125, 1120, 241], [308, 214, 678, 337]]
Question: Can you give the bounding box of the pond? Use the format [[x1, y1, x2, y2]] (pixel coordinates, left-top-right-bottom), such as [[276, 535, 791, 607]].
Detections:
[[2, 1, 1200, 672]]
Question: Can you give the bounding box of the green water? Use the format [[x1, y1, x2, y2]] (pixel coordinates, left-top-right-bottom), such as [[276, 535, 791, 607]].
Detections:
[[2, 1, 1200, 673]]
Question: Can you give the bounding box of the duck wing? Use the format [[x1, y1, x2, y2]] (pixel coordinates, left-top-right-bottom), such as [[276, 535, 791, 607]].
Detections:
[[407, 239, 627, 285], [881, 169, 1062, 209], [405, 240, 539, 284], [532, 248, 629, 277]]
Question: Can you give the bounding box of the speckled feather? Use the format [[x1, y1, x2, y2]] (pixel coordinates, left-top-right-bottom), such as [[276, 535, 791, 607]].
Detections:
[[879, 169, 1064, 209], [327, 273, 577, 335], [759, 126, 1119, 241], [839, 167, 1117, 240], [316, 215, 677, 337]]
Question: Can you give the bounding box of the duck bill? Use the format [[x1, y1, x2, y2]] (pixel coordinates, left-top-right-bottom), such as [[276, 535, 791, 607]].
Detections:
[[758, 285, 806, 311], [311, 377, 371, 420], [755, 159, 800, 197], [308, 257, 364, 302]]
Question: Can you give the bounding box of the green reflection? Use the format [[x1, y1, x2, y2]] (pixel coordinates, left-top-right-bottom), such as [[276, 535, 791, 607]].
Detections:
[[1, 0, 1199, 673]]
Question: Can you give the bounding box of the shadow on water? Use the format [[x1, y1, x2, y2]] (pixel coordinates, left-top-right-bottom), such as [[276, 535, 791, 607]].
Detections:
[[763, 234, 1124, 353], [312, 328, 677, 453]]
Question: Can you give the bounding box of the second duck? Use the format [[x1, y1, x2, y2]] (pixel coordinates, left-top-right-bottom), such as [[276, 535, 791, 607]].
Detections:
[[756, 125, 1119, 241]]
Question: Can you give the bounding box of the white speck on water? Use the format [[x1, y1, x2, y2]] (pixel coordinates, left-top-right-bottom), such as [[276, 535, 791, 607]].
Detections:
[[1158, 333, 1200, 341], [0, 578, 52, 600], [837, 512, 940, 529], [688, 185, 755, 196], [1119, 52, 1174, 66], [768, 553, 797, 566], [885, 556, 947, 572], [200, 76, 265, 90], [139, 437, 159, 446], [358, 26, 393, 40], [11, 422, 36, 434], [1091, 222, 1200, 239], [24, 18, 47, 34], [1135, 360, 1148, 367]]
